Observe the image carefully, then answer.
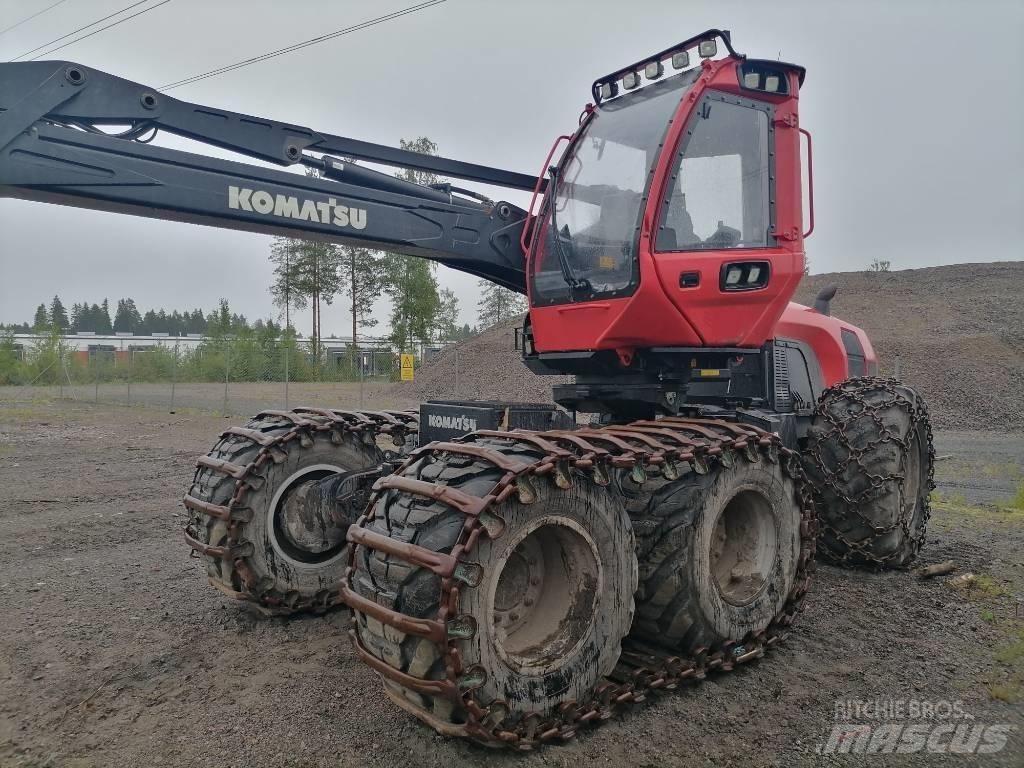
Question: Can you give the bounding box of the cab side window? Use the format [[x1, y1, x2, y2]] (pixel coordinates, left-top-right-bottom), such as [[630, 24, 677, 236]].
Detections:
[[656, 93, 774, 251]]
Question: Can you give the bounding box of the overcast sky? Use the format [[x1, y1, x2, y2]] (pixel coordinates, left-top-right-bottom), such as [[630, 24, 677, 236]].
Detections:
[[1, 0, 1022, 337]]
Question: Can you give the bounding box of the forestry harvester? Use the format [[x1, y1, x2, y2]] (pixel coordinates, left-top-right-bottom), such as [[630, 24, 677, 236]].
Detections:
[[0, 29, 934, 748]]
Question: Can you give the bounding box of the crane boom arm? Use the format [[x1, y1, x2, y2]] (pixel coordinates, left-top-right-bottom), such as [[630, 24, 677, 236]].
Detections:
[[0, 61, 535, 292]]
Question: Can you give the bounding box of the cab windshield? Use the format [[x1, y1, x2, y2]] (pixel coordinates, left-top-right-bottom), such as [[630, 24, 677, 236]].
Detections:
[[531, 69, 698, 305]]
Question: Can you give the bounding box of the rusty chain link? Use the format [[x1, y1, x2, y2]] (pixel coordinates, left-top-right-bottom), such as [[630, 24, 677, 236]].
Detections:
[[342, 416, 817, 749], [802, 377, 935, 569]]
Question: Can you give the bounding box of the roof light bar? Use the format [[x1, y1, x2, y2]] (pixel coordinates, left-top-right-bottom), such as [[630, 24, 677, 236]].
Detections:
[[590, 28, 741, 104]]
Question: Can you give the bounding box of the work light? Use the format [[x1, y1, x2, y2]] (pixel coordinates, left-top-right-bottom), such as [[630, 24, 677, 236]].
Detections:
[[671, 51, 689, 69]]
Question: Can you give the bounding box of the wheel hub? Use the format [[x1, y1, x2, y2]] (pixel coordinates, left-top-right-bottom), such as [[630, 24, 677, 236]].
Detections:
[[710, 490, 778, 606], [490, 518, 601, 673], [269, 465, 348, 565]]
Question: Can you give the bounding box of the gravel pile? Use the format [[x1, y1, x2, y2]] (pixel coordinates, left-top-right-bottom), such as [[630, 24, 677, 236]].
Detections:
[[400, 318, 570, 404], [398, 262, 1023, 430], [795, 262, 1023, 431]]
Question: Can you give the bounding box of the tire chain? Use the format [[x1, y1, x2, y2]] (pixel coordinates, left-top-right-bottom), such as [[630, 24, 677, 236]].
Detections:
[[183, 407, 419, 614], [802, 376, 936, 569], [341, 417, 818, 749]]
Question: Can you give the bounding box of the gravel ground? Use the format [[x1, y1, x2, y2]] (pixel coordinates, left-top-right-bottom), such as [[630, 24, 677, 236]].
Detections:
[[398, 262, 1024, 432], [0, 400, 1021, 767]]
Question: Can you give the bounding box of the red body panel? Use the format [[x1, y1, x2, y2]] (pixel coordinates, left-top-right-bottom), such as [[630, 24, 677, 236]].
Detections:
[[777, 302, 878, 387]]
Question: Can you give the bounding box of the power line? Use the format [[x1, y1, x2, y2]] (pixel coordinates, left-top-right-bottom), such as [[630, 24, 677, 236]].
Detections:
[[160, 0, 446, 91], [0, 0, 69, 38], [25, 0, 171, 61], [10, 0, 151, 61]]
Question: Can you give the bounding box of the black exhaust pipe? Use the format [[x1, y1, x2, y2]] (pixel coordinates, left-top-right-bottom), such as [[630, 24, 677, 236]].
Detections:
[[814, 284, 837, 316]]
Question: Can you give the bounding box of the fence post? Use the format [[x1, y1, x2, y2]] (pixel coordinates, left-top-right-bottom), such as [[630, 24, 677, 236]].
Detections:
[[223, 346, 230, 416], [127, 350, 132, 406], [170, 341, 178, 412], [94, 352, 99, 404], [284, 343, 289, 411], [58, 349, 64, 400]]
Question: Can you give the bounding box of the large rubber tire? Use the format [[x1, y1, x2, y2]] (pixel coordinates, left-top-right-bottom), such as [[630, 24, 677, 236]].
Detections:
[[801, 377, 934, 569], [186, 411, 382, 613], [351, 439, 637, 728], [627, 452, 804, 651]]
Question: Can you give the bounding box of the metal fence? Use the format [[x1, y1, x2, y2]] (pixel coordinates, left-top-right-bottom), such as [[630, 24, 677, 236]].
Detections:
[[0, 336, 426, 416]]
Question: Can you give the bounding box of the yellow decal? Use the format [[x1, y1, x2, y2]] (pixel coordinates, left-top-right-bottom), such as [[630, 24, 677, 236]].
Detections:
[[598, 255, 616, 270], [699, 369, 721, 378]]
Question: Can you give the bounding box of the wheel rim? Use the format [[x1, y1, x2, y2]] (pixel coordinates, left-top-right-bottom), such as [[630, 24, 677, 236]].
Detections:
[[710, 490, 778, 606], [489, 516, 602, 674], [267, 464, 348, 567]]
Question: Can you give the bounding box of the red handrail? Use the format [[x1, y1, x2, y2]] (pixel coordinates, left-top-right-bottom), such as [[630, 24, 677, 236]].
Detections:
[[520, 134, 573, 258], [800, 126, 814, 239]]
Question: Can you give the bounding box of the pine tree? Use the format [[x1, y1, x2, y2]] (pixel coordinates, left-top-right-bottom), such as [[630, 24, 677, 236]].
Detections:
[[340, 245, 384, 345], [49, 296, 69, 332], [113, 300, 131, 332], [269, 237, 343, 352], [33, 303, 49, 331], [381, 137, 445, 352], [476, 280, 527, 328], [99, 299, 113, 334]]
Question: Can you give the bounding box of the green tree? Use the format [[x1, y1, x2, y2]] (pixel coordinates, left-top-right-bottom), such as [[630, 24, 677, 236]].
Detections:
[[269, 237, 343, 352], [99, 299, 113, 334], [382, 255, 440, 353], [435, 287, 460, 341], [339, 245, 384, 368], [113, 298, 142, 333], [476, 280, 527, 328], [49, 295, 69, 332], [381, 137, 446, 352], [33, 303, 49, 332]]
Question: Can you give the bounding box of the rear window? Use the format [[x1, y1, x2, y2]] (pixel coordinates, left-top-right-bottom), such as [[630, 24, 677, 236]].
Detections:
[[841, 329, 866, 377]]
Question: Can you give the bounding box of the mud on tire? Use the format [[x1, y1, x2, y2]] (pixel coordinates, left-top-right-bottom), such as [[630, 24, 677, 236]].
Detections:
[[801, 377, 935, 569], [350, 439, 637, 731], [184, 410, 393, 614], [627, 448, 807, 653]]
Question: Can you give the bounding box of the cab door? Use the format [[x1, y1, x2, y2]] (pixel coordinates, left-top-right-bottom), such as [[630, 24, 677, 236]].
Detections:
[[649, 86, 804, 347]]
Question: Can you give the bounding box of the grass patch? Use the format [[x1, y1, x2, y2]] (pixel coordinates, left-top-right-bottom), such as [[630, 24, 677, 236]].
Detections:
[[930, 492, 1024, 528], [989, 683, 1019, 703], [998, 481, 1024, 512], [994, 627, 1024, 665], [947, 573, 1006, 599], [988, 626, 1024, 703]]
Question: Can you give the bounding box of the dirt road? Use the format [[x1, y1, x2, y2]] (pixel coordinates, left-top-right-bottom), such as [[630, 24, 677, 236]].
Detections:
[[0, 400, 1021, 767]]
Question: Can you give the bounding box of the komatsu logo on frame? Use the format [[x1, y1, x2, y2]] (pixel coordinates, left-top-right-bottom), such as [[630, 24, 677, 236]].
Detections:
[[228, 186, 367, 230], [427, 414, 478, 432]]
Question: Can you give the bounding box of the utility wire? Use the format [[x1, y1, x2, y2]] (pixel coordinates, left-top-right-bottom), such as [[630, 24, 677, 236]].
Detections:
[[9, 0, 151, 61], [0, 0, 69, 38], [160, 0, 446, 91], [25, 0, 171, 61]]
